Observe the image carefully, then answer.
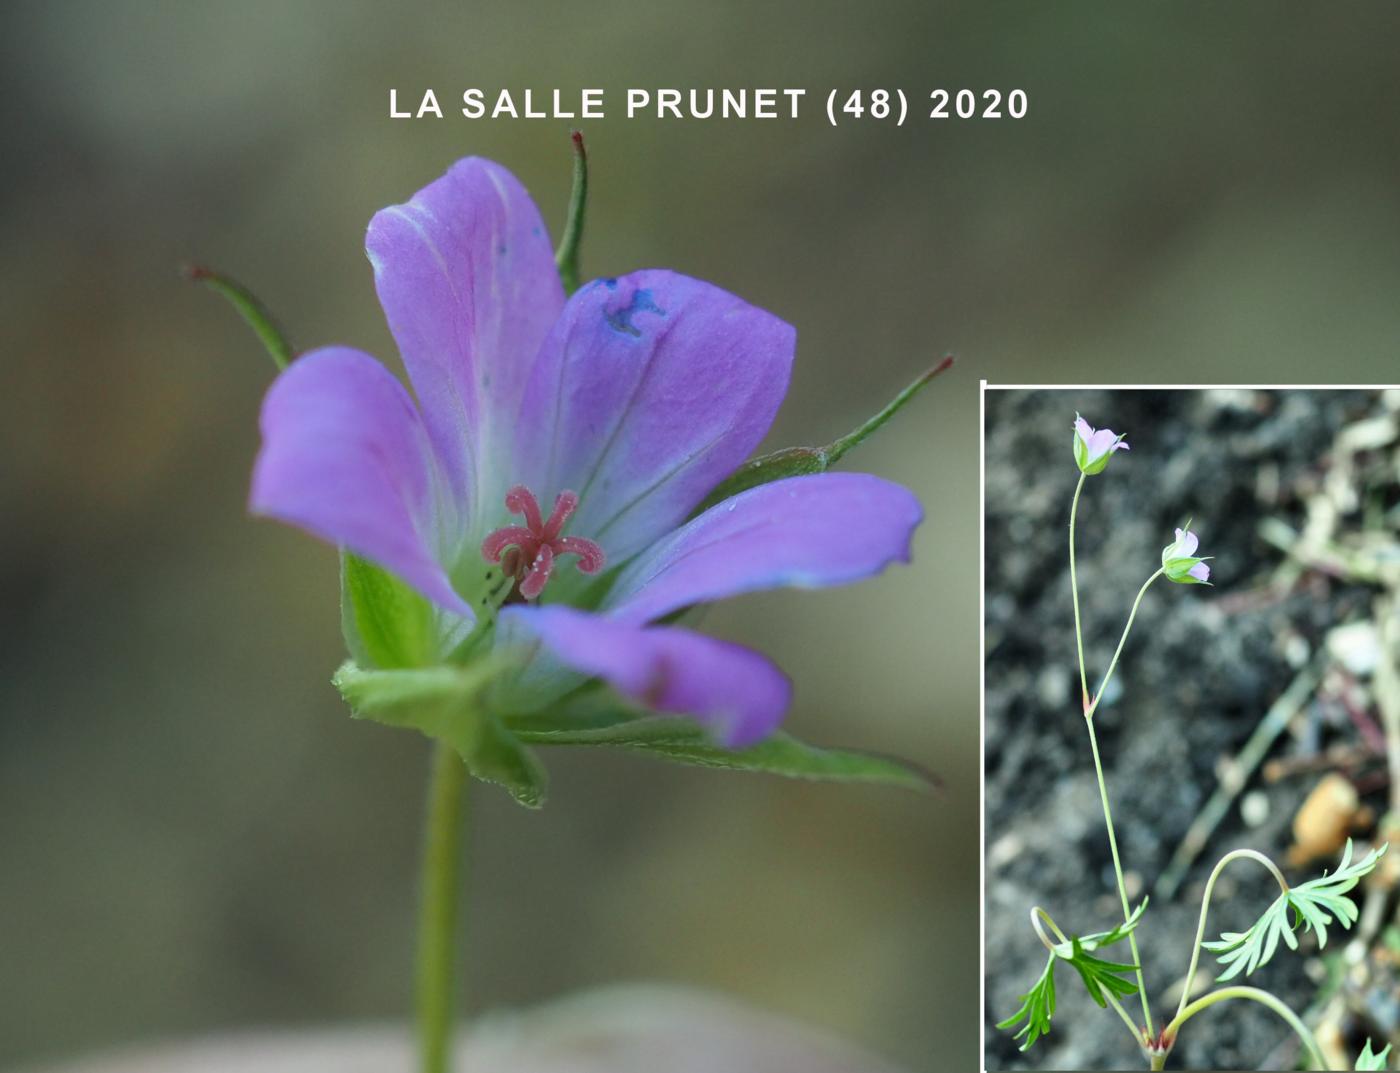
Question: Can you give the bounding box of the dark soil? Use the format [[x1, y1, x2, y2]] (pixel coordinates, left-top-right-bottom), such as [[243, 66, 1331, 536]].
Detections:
[[984, 389, 1390, 1071]]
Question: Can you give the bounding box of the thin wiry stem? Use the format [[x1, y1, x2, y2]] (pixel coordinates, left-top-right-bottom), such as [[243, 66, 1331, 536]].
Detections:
[[1069, 473, 1090, 710], [1174, 848, 1289, 1024], [1164, 987, 1328, 1071], [1086, 569, 1164, 721], [1070, 474, 1154, 1035]]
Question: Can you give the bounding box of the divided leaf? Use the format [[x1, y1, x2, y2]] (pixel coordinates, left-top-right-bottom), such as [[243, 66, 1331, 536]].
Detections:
[[997, 953, 1056, 1052], [1357, 1039, 1392, 1071], [997, 902, 1146, 1052], [1204, 841, 1387, 981]]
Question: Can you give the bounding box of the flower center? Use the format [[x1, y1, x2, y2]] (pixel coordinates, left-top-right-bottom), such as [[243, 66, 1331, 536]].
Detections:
[[480, 485, 606, 600]]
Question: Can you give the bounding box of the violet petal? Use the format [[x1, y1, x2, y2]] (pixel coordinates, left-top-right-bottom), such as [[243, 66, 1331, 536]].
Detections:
[[510, 270, 794, 563], [501, 605, 791, 746], [603, 472, 922, 625], [366, 157, 565, 527], [250, 347, 470, 616]]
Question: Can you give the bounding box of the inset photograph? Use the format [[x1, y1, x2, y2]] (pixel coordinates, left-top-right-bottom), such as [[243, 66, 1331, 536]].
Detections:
[[984, 388, 1400, 1071]]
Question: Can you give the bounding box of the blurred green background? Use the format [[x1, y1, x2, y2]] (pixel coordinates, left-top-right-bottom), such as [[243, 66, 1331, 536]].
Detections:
[[2, 3, 1399, 1070]]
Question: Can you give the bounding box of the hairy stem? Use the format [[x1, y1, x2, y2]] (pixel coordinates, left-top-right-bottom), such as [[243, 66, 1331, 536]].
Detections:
[[1174, 848, 1289, 1024], [1165, 986, 1327, 1071], [417, 742, 468, 1073]]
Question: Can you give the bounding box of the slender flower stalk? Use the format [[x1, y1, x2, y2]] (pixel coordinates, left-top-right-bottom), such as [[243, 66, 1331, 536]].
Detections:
[[1086, 569, 1164, 721], [1070, 473, 1090, 711], [1069, 477, 1154, 1037], [417, 743, 468, 1073]]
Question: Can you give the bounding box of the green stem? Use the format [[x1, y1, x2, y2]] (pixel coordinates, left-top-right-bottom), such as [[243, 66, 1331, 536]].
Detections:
[[1084, 714, 1154, 1035], [1086, 569, 1164, 721], [554, 131, 588, 295], [1174, 849, 1289, 1024], [417, 742, 467, 1073], [1070, 473, 1153, 1035], [1164, 986, 1328, 1070], [1069, 473, 1089, 711]]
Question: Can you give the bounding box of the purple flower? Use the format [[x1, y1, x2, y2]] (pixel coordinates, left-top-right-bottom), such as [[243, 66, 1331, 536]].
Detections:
[[1073, 414, 1129, 475], [1162, 527, 1212, 584], [250, 157, 921, 747]]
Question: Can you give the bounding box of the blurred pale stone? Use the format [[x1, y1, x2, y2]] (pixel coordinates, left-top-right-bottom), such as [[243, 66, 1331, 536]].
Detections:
[[16, 986, 910, 1073]]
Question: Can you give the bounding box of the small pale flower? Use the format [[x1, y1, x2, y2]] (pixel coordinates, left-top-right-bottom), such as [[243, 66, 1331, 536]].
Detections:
[[1073, 413, 1129, 475], [1162, 526, 1212, 584]]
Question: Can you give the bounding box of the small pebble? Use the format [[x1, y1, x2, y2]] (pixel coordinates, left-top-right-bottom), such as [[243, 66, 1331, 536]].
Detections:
[[1241, 790, 1270, 828]]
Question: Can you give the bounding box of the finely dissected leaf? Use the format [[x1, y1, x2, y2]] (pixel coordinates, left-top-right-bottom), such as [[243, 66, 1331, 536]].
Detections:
[[333, 660, 547, 808], [1204, 841, 1388, 981], [1075, 899, 1149, 952], [696, 356, 953, 513], [997, 903, 1145, 1051], [1356, 1039, 1392, 1070], [341, 552, 438, 669], [1057, 900, 1146, 1009], [183, 264, 294, 368], [996, 953, 1056, 1052], [1067, 941, 1141, 1008], [509, 711, 937, 792]]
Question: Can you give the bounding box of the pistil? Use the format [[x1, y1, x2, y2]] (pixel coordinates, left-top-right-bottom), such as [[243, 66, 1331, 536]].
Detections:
[[481, 485, 606, 599]]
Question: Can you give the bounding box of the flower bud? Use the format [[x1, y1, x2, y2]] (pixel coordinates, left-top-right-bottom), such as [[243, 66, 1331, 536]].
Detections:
[[1073, 414, 1129, 475], [1162, 526, 1212, 584]]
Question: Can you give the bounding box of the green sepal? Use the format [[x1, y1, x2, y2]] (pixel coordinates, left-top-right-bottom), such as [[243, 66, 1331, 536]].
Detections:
[[1357, 1039, 1392, 1070], [183, 264, 294, 369], [696, 356, 953, 514], [1072, 429, 1126, 476], [1163, 556, 1212, 585], [553, 130, 588, 295], [508, 707, 937, 791], [333, 660, 547, 808], [341, 552, 438, 669]]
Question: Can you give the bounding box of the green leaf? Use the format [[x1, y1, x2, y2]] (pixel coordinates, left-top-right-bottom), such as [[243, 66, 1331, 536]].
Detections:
[[998, 902, 1145, 1050], [1357, 1039, 1392, 1070], [696, 356, 954, 513], [1074, 898, 1149, 952], [183, 264, 294, 369], [341, 552, 438, 669], [553, 130, 588, 295], [1204, 841, 1388, 981], [334, 660, 547, 808], [1066, 939, 1141, 1008], [997, 953, 1056, 1052], [1056, 900, 1146, 1009], [509, 710, 937, 792]]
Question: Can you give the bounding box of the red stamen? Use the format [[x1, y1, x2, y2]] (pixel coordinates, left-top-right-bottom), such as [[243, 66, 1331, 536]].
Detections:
[[480, 484, 606, 600]]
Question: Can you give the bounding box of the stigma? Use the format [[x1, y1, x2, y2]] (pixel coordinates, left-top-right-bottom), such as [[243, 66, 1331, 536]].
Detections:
[[480, 485, 606, 600]]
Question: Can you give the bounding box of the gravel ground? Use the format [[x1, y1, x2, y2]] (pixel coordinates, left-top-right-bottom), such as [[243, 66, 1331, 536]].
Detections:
[[983, 388, 1391, 1071]]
